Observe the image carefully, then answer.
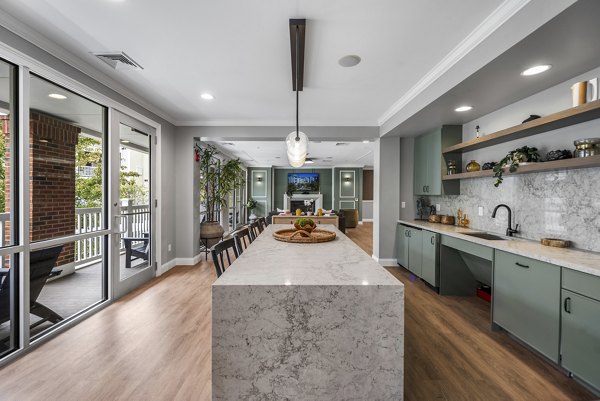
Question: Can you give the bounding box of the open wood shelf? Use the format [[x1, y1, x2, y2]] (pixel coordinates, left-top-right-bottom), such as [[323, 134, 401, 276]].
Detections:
[[442, 99, 600, 154], [442, 154, 600, 181]]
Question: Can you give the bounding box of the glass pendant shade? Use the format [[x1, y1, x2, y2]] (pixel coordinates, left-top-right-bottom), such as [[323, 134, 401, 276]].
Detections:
[[286, 131, 308, 167]]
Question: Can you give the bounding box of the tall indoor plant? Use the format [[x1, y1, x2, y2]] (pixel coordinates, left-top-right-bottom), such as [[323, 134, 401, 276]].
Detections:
[[196, 144, 245, 246]]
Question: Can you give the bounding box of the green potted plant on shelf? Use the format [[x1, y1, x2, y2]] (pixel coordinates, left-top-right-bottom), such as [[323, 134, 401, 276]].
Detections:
[[196, 144, 246, 246], [493, 145, 541, 187]]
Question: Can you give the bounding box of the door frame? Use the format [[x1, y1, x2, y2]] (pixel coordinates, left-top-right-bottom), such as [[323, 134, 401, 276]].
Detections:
[[110, 110, 157, 299]]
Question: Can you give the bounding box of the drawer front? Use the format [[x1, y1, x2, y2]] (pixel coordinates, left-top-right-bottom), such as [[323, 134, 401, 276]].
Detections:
[[561, 289, 600, 390], [493, 250, 560, 362], [562, 269, 600, 302], [441, 235, 493, 261]]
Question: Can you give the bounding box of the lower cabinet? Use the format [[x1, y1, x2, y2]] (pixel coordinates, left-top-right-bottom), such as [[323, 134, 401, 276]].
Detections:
[[397, 224, 439, 286], [493, 250, 560, 363], [561, 269, 600, 391], [407, 228, 422, 276], [421, 230, 439, 287], [396, 224, 409, 268]]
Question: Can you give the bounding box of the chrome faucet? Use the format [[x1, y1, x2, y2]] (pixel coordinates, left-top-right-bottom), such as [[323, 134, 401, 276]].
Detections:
[[492, 204, 519, 237]]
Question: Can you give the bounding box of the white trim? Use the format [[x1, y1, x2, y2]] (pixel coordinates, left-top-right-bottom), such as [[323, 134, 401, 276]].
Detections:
[[377, 0, 531, 126], [157, 258, 177, 276], [362, 200, 374, 203], [339, 170, 356, 198], [250, 170, 268, 198], [0, 13, 176, 125], [177, 119, 378, 127], [371, 255, 398, 267], [175, 253, 204, 266], [361, 218, 374, 222]]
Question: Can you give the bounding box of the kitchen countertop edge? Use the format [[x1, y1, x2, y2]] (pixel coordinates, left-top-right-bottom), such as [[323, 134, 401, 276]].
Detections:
[[398, 219, 600, 278]]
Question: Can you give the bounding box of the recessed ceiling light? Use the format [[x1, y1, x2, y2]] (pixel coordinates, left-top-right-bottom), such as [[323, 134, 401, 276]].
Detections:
[[521, 64, 552, 76], [362, 140, 370, 143], [338, 55, 361, 68], [201, 93, 214, 100], [48, 93, 67, 100], [121, 140, 130, 143], [305, 159, 314, 164], [455, 106, 473, 112]]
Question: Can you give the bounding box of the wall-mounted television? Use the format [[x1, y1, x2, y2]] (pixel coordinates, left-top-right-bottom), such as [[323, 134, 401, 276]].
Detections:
[[288, 173, 319, 193]]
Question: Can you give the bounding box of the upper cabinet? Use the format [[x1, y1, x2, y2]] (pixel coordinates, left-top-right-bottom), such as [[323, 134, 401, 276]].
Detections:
[[414, 125, 462, 196]]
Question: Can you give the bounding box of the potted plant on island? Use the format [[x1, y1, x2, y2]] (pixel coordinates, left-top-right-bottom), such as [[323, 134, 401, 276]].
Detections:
[[196, 144, 245, 247]]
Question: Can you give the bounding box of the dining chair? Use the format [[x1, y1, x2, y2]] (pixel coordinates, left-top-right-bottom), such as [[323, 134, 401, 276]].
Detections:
[[233, 227, 253, 255], [249, 221, 261, 239], [211, 238, 239, 278], [257, 217, 268, 230]]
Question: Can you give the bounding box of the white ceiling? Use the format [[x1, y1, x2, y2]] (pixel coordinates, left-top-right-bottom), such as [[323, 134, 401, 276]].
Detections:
[[207, 140, 374, 168], [0, 0, 506, 126]]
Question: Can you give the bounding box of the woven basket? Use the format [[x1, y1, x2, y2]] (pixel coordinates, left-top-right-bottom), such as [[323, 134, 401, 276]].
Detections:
[[272, 228, 337, 243]]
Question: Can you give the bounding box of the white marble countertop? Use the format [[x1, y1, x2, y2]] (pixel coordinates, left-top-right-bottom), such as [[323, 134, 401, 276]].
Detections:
[[213, 224, 402, 286], [399, 219, 600, 277]]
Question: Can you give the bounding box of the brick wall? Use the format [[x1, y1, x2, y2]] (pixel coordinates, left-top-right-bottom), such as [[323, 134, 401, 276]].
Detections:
[[29, 112, 80, 266]]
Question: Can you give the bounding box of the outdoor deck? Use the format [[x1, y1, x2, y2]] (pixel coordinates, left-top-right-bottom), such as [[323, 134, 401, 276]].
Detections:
[[0, 254, 149, 342]]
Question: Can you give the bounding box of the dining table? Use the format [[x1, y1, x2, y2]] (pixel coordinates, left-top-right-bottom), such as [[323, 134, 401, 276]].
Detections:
[[212, 223, 405, 400]]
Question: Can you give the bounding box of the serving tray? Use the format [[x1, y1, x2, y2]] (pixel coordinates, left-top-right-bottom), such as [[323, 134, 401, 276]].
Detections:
[[272, 228, 336, 243]]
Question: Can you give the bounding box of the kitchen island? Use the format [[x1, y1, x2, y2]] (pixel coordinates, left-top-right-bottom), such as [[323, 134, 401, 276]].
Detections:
[[212, 224, 404, 400]]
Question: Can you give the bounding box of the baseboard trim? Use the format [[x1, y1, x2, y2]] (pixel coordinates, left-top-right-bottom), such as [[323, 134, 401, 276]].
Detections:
[[362, 218, 373, 222], [157, 258, 177, 276], [372, 255, 398, 267], [175, 253, 205, 267]]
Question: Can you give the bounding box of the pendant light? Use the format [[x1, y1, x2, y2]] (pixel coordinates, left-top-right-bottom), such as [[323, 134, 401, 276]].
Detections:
[[287, 19, 308, 167]]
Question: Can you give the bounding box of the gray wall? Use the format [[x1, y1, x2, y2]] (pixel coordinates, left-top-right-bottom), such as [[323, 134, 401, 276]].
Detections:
[[373, 136, 401, 261], [0, 25, 177, 265]]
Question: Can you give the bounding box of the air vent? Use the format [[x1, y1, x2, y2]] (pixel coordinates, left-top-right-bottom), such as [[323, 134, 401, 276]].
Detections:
[[92, 52, 143, 70], [335, 142, 349, 146]]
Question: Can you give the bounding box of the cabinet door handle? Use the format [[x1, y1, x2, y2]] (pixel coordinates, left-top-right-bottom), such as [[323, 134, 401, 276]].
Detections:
[[423, 185, 426, 193], [515, 262, 529, 268], [431, 236, 434, 245], [564, 297, 571, 313], [426, 186, 429, 192]]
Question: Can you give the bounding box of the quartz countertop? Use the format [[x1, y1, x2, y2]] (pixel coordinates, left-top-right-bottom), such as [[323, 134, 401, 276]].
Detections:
[[213, 224, 402, 286], [399, 219, 600, 277]]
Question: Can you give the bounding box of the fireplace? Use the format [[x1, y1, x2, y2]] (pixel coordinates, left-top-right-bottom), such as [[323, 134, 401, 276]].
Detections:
[[291, 200, 315, 213], [284, 193, 323, 212]]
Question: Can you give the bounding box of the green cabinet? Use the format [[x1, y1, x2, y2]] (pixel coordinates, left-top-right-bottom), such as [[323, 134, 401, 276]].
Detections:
[[421, 230, 439, 287], [396, 224, 422, 276], [561, 270, 600, 391], [396, 224, 409, 268], [493, 250, 560, 362], [413, 125, 461, 196], [407, 228, 422, 276]]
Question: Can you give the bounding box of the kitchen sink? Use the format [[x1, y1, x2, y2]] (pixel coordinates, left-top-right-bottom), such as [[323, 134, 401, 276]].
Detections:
[[463, 232, 508, 240]]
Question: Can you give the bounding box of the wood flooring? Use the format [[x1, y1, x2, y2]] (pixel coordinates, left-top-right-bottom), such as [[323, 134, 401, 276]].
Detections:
[[0, 222, 595, 400]]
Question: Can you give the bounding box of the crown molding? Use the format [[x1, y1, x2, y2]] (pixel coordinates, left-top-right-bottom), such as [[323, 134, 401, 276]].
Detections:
[[377, 0, 531, 127], [176, 119, 379, 127], [0, 10, 177, 125]]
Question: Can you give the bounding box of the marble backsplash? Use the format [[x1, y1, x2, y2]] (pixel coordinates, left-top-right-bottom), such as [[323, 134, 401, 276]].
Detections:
[[424, 167, 600, 253]]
